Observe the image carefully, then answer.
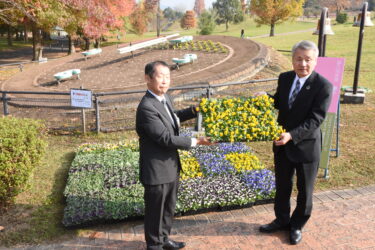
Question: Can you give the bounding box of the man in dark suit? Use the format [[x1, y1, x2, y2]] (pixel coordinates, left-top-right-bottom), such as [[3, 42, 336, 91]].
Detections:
[[136, 61, 212, 250], [259, 41, 333, 245]]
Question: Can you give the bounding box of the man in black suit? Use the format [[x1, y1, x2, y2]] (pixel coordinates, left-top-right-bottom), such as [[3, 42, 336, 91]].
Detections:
[[259, 41, 333, 245], [136, 61, 212, 250]]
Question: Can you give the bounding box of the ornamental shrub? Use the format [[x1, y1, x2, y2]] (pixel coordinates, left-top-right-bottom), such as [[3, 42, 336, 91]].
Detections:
[[0, 117, 47, 208], [336, 12, 348, 24]]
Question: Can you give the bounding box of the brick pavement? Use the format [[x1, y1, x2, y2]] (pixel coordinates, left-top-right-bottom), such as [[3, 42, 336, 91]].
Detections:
[[9, 185, 375, 250]]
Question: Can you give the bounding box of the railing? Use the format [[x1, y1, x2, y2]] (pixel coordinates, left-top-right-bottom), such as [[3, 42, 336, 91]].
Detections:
[[0, 78, 278, 133]]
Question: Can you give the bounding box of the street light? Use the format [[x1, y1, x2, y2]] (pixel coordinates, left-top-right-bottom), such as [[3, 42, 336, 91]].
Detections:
[[313, 7, 334, 57], [344, 2, 374, 103]]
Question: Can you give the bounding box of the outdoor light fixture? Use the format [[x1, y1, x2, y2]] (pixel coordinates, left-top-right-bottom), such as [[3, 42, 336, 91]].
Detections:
[[353, 12, 374, 27], [313, 8, 334, 57], [344, 2, 373, 104]]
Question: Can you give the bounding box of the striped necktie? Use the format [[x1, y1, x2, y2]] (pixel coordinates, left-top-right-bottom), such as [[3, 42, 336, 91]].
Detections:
[[288, 80, 301, 109]]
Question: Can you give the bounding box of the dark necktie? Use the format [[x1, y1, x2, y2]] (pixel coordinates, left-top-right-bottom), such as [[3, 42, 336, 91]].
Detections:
[[289, 80, 301, 109]]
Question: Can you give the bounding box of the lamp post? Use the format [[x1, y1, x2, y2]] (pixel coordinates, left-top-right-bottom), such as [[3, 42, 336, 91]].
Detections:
[[344, 2, 374, 103], [313, 7, 334, 57]]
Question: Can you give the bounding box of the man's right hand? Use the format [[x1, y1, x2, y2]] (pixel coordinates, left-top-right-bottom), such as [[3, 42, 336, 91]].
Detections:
[[197, 137, 215, 146]]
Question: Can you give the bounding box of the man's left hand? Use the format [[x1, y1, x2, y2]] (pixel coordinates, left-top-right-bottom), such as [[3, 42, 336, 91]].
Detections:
[[274, 132, 292, 146]]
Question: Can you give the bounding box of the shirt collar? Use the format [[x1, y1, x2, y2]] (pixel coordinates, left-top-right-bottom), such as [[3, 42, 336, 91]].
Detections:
[[147, 89, 165, 102], [294, 73, 311, 85]]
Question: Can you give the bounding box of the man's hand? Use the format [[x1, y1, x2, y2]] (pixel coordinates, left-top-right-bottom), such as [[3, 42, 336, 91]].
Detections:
[[274, 132, 292, 146], [197, 137, 215, 146]]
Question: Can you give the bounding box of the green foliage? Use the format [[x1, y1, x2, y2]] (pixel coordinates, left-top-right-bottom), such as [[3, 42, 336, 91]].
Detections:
[[250, 0, 304, 36], [198, 10, 216, 35], [0, 117, 47, 208], [336, 12, 348, 24], [213, 0, 244, 31]]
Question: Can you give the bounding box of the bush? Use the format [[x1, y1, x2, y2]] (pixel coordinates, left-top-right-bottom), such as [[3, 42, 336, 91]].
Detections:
[[198, 11, 216, 35], [0, 117, 47, 208], [336, 12, 348, 24]]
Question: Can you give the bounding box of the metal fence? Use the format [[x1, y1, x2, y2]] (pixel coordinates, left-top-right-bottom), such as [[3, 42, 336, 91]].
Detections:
[[0, 78, 278, 133]]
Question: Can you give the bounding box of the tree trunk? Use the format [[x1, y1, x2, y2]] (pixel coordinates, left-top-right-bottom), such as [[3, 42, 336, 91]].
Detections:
[[270, 23, 275, 37], [7, 25, 13, 46], [68, 35, 76, 55], [31, 23, 43, 61], [24, 24, 28, 42], [84, 37, 90, 50], [94, 38, 100, 48], [226, 21, 229, 31]]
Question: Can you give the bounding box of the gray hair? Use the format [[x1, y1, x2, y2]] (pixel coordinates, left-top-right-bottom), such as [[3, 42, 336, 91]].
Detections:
[[292, 40, 319, 58]]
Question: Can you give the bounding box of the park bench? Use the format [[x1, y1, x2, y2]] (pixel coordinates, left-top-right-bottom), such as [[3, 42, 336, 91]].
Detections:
[[169, 36, 193, 44], [81, 48, 102, 60], [172, 53, 198, 69], [53, 69, 81, 84], [117, 33, 180, 55]]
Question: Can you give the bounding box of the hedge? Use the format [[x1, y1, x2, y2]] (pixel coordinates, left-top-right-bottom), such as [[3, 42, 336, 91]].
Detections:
[[0, 117, 47, 208]]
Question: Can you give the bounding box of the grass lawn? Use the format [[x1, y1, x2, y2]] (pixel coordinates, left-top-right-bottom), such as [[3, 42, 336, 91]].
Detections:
[[0, 37, 32, 51], [1, 18, 375, 246]]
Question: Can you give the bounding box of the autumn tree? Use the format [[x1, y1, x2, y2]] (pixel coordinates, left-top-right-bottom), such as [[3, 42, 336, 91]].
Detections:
[[129, 0, 152, 35], [61, 0, 134, 51], [320, 0, 359, 15], [250, 0, 304, 37], [181, 10, 196, 29], [213, 0, 244, 31]]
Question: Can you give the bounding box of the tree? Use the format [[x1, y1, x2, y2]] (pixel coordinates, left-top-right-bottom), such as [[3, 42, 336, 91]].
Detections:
[[194, 0, 205, 16], [320, 0, 359, 15], [198, 10, 216, 35], [129, 0, 151, 35], [213, 0, 244, 31], [303, 0, 320, 18], [181, 10, 196, 29], [250, 0, 304, 37], [369, 0, 375, 11]]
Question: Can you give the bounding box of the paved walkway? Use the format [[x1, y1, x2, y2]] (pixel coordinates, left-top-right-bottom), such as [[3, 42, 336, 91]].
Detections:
[[11, 185, 375, 250]]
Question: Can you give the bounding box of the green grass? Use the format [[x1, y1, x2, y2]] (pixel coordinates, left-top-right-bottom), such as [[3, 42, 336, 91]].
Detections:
[[0, 37, 32, 51], [1, 18, 375, 246]]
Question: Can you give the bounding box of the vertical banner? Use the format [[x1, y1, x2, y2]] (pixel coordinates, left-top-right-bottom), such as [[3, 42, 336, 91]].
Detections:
[[315, 57, 345, 173]]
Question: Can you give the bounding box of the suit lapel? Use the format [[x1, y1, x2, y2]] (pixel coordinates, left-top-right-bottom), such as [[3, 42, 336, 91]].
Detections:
[[146, 91, 177, 129]]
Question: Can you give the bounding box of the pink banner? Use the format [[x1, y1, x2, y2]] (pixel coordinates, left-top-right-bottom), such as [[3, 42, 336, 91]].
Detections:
[[315, 57, 345, 113]]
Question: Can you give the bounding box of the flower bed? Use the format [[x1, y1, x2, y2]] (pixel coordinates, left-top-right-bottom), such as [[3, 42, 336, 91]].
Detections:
[[199, 95, 285, 142], [63, 139, 275, 227]]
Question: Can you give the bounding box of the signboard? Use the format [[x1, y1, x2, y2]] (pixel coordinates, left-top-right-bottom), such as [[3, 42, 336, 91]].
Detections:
[[315, 57, 345, 174], [70, 88, 92, 108]]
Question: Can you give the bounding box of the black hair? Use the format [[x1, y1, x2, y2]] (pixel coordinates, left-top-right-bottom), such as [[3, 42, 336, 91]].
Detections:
[[144, 60, 169, 78]]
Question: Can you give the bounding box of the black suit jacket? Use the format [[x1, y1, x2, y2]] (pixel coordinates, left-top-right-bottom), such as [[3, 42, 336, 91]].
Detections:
[[136, 91, 197, 185], [273, 70, 333, 163]]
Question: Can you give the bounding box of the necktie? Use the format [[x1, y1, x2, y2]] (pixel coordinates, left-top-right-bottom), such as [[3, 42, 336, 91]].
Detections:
[[162, 99, 176, 127], [289, 80, 301, 109]]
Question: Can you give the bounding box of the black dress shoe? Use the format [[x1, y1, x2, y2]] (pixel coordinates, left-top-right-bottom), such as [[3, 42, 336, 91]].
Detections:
[[259, 220, 289, 233], [163, 239, 186, 250], [290, 228, 302, 245]]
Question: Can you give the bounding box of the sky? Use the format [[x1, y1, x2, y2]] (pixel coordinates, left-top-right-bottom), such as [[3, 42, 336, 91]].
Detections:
[[160, 0, 216, 11]]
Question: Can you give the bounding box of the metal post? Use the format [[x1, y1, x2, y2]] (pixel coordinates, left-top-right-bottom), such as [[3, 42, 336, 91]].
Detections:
[[80, 85, 86, 134], [318, 8, 327, 56], [95, 95, 100, 133], [353, 2, 368, 95], [335, 102, 340, 157], [2, 92, 9, 116]]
